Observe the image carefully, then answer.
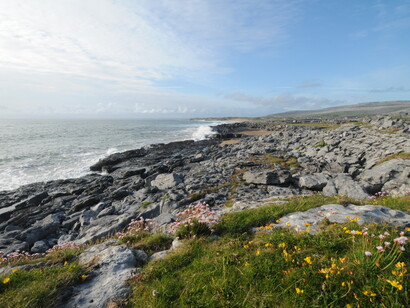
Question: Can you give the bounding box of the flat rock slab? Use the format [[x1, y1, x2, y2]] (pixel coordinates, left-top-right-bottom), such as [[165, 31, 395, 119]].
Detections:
[[270, 204, 410, 234], [64, 240, 146, 308]]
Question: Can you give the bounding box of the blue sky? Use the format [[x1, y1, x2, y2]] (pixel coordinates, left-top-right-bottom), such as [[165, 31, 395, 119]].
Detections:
[[0, 0, 409, 118]]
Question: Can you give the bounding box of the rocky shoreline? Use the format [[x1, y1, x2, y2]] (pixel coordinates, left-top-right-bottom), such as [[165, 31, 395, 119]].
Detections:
[[0, 116, 409, 257]]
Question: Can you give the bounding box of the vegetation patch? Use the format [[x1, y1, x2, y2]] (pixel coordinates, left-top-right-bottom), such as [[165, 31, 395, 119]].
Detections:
[[128, 222, 409, 307], [375, 152, 410, 166], [0, 262, 86, 308], [248, 153, 300, 169]]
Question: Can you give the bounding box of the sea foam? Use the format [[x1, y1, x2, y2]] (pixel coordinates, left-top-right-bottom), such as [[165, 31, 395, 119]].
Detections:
[[192, 125, 216, 141]]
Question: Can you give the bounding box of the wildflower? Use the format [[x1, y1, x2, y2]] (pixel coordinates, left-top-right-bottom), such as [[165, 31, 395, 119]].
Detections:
[[346, 304, 352, 308], [306, 228, 311, 232], [286, 222, 291, 226], [399, 246, 405, 251], [243, 244, 249, 249], [81, 274, 87, 280], [395, 262, 406, 269], [279, 243, 286, 248], [264, 243, 273, 248], [384, 241, 391, 247], [295, 287, 304, 294], [394, 236, 408, 245], [339, 257, 346, 263], [2, 277, 10, 284], [12, 269, 18, 273], [276, 219, 282, 223], [304, 256, 313, 265], [406, 227, 410, 232], [304, 222, 311, 227], [244, 262, 250, 267], [354, 259, 361, 264], [376, 246, 385, 252], [363, 290, 377, 297], [386, 279, 403, 290], [64, 261, 68, 266], [364, 251, 372, 257], [256, 250, 261, 256]]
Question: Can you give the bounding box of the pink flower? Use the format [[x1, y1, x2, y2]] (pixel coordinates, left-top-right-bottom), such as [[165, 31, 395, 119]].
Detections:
[[394, 236, 408, 245], [384, 242, 391, 247], [376, 246, 385, 252], [365, 251, 372, 257], [399, 246, 405, 251]]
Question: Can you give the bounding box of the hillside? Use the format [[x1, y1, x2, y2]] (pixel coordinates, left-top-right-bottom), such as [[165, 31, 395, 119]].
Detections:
[[265, 100, 410, 119]]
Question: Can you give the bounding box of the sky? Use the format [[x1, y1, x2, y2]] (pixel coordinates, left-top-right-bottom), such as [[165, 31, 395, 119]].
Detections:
[[0, 0, 409, 119]]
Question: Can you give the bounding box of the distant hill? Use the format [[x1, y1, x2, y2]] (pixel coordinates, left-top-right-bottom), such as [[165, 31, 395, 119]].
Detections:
[[265, 100, 410, 119]]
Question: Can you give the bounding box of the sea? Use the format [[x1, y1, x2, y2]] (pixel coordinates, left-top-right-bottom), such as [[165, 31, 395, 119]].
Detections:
[[0, 119, 222, 192]]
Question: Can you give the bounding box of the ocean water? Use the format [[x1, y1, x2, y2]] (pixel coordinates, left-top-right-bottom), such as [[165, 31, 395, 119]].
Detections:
[[0, 119, 220, 191]]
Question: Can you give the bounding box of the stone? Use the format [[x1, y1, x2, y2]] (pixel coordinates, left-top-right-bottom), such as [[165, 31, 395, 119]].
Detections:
[[151, 173, 184, 190], [70, 195, 100, 214], [31, 240, 49, 253], [149, 250, 170, 262], [360, 159, 410, 194], [299, 173, 330, 191], [64, 241, 139, 308], [273, 204, 410, 233], [243, 170, 291, 185], [333, 174, 369, 200]]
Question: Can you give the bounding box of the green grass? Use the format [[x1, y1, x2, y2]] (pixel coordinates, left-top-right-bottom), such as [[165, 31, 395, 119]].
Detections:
[[128, 223, 409, 308], [375, 152, 410, 166], [0, 262, 86, 308], [125, 234, 173, 256], [248, 154, 300, 169], [141, 201, 153, 208]]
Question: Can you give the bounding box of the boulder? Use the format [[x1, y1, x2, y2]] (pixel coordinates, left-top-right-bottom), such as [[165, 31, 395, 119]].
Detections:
[[333, 174, 369, 200], [243, 170, 291, 186], [151, 173, 184, 190], [299, 173, 330, 191], [272, 204, 410, 233], [64, 241, 143, 308], [360, 159, 410, 194]]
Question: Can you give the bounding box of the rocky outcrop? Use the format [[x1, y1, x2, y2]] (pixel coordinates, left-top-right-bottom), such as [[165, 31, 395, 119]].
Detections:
[[63, 241, 147, 308], [271, 204, 410, 233], [0, 116, 408, 255]]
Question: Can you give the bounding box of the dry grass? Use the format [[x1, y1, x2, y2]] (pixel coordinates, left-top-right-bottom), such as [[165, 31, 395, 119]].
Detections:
[[375, 152, 410, 166], [220, 139, 241, 146]]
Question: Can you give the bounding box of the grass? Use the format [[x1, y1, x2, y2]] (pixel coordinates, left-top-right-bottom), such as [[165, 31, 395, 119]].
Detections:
[[375, 153, 410, 166], [121, 233, 173, 256], [248, 154, 300, 169], [314, 138, 328, 148], [2, 195, 409, 307], [141, 201, 153, 208], [0, 261, 86, 308], [128, 223, 409, 307]]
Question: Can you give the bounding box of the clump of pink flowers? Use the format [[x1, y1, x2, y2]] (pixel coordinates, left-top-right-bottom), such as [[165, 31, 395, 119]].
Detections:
[[117, 217, 156, 240], [169, 202, 219, 235], [0, 241, 84, 266]]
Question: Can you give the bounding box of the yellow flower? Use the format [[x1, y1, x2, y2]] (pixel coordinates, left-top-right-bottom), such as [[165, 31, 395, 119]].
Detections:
[[64, 261, 68, 266], [405, 227, 410, 232], [354, 259, 361, 264], [346, 304, 352, 308], [295, 287, 304, 294], [12, 269, 18, 273], [276, 219, 282, 223], [343, 227, 347, 230], [395, 262, 406, 269], [286, 222, 291, 226], [81, 274, 87, 281], [391, 270, 404, 277], [243, 244, 249, 249], [386, 279, 403, 290], [363, 290, 376, 297], [304, 222, 311, 227], [2, 277, 10, 284], [244, 262, 250, 267], [304, 256, 313, 264], [339, 257, 346, 264], [264, 243, 273, 248], [256, 250, 261, 256], [306, 228, 311, 232], [279, 243, 286, 248], [248, 241, 253, 244]]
